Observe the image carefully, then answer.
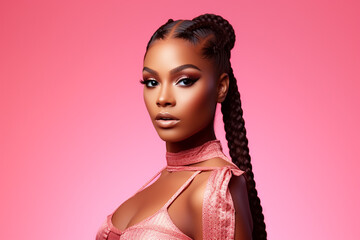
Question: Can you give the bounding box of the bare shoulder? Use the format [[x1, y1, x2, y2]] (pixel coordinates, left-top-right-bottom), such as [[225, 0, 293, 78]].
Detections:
[[188, 157, 236, 202], [188, 157, 242, 202], [187, 157, 253, 239], [229, 173, 253, 239], [186, 157, 243, 239]]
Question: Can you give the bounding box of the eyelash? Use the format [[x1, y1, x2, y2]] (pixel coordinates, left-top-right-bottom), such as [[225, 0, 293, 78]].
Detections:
[[139, 77, 199, 88], [139, 79, 158, 87], [177, 77, 199, 86]]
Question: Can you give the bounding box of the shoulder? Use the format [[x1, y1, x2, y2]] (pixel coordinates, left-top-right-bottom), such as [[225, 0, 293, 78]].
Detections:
[[188, 157, 238, 205], [228, 170, 248, 199], [189, 156, 241, 195], [188, 157, 250, 239], [228, 172, 253, 239]]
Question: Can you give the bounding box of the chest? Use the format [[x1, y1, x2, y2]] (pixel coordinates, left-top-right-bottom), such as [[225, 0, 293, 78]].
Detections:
[[111, 170, 203, 238]]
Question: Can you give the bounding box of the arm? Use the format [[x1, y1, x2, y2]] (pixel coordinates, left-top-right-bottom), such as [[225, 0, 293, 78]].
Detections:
[[229, 173, 253, 240]]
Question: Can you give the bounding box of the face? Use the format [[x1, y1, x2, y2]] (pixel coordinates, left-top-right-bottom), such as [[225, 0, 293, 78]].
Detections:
[[142, 38, 220, 143]]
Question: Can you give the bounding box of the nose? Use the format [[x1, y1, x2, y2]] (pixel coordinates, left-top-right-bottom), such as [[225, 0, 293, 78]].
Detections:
[[156, 83, 176, 107]]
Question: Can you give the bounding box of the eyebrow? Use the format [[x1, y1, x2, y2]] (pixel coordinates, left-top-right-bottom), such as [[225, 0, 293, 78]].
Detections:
[[142, 64, 201, 76]]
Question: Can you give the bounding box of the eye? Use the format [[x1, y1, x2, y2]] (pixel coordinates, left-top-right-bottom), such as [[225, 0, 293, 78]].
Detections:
[[176, 77, 199, 87], [140, 79, 159, 88]]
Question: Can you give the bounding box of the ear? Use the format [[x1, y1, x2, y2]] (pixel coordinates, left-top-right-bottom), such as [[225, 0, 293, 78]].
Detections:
[[217, 73, 229, 103]]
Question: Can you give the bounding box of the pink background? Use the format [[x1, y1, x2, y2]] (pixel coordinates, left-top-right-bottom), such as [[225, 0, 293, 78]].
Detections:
[[1, 0, 359, 239]]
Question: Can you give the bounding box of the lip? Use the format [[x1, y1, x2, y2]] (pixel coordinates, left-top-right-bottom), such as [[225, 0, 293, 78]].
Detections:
[[155, 112, 180, 128], [155, 112, 179, 121]]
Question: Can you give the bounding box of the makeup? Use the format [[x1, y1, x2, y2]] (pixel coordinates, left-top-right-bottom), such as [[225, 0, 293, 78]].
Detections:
[[155, 119, 180, 128], [155, 112, 180, 128]]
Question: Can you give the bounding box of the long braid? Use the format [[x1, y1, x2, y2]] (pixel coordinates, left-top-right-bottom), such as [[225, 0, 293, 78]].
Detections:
[[145, 13, 267, 239], [191, 14, 268, 239], [222, 66, 267, 240]]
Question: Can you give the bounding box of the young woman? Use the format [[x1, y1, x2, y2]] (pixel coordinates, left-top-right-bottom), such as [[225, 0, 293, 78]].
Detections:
[[96, 14, 267, 240]]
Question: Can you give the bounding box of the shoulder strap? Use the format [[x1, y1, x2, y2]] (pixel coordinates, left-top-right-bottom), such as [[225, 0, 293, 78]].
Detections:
[[166, 165, 224, 172], [166, 162, 240, 172], [163, 170, 202, 209], [130, 166, 167, 197]]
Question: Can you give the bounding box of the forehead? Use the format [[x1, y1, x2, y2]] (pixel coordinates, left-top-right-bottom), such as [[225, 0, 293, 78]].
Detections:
[[143, 38, 213, 73]]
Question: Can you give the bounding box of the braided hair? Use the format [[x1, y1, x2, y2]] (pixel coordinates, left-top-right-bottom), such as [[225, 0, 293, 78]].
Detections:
[[145, 13, 267, 240]]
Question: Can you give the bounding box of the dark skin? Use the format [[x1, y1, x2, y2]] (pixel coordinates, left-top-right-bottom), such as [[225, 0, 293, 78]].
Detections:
[[111, 38, 252, 239]]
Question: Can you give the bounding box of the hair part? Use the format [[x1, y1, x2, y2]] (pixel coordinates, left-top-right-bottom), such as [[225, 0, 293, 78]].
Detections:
[[145, 13, 267, 240]]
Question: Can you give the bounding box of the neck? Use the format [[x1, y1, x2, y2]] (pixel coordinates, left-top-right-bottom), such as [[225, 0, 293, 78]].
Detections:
[[165, 124, 216, 153], [166, 139, 228, 166]]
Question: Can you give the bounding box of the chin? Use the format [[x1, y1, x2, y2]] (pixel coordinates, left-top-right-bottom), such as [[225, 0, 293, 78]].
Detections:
[[156, 128, 193, 143]]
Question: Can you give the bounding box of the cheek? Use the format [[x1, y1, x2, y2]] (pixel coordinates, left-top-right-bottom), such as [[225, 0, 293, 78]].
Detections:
[[178, 83, 216, 122]]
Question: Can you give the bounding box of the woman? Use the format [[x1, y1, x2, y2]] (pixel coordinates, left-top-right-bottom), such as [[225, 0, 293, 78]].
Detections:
[[96, 13, 267, 240]]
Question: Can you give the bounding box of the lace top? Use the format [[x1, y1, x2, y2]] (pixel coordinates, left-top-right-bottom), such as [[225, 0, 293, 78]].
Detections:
[[96, 140, 245, 240]]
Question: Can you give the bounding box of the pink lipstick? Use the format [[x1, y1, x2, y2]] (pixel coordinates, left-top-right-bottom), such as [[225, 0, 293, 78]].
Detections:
[[155, 112, 180, 128]]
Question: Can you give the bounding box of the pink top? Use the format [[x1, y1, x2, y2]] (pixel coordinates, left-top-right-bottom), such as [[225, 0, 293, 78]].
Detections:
[[96, 140, 246, 240]]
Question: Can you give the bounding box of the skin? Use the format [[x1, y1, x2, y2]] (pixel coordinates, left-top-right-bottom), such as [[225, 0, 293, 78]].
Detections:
[[142, 37, 228, 153], [111, 37, 252, 239]]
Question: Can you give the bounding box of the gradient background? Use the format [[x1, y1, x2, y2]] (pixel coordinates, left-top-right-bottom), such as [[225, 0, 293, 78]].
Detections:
[[1, 0, 359, 239]]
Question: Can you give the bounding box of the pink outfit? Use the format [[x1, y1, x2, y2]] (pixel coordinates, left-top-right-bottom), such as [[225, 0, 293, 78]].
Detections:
[[96, 140, 245, 240]]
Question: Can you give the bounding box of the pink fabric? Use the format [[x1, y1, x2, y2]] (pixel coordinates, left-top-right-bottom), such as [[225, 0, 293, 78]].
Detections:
[[166, 140, 232, 167], [96, 140, 245, 240]]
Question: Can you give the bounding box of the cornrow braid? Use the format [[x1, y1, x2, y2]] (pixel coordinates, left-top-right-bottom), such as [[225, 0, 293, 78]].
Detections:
[[192, 14, 235, 53], [145, 18, 175, 50], [183, 21, 226, 48], [221, 66, 267, 240]]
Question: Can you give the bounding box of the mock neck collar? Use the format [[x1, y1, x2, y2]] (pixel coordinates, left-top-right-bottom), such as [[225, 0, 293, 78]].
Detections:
[[166, 140, 228, 166]]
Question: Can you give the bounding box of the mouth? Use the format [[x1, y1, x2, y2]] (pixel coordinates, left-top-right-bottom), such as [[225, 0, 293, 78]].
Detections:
[[155, 112, 180, 128], [155, 112, 179, 121]]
